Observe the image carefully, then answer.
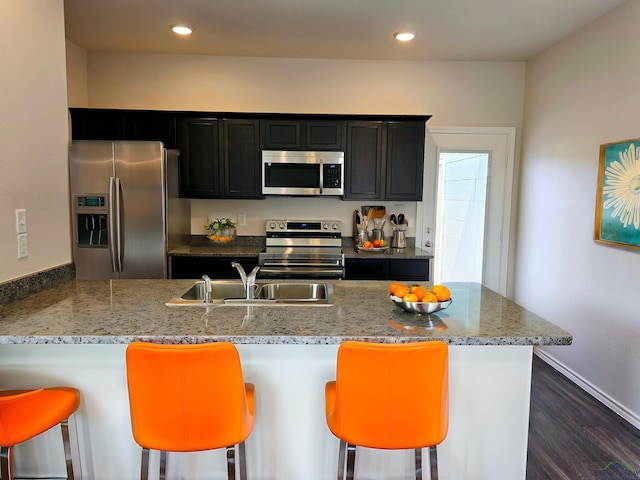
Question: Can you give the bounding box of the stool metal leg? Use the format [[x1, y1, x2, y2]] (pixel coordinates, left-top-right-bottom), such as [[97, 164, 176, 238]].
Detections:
[[140, 448, 150, 480], [226, 444, 236, 480], [60, 418, 76, 480], [337, 439, 346, 480], [159, 450, 167, 480], [414, 447, 423, 480], [429, 446, 438, 480], [0, 446, 11, 480], [238, 441, 247, 480], [345, 443, 356, 480]]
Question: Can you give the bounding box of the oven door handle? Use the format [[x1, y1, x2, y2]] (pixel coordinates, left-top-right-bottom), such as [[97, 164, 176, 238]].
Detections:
[[260, 260, 344, 267], [259, 267, 345, 277]]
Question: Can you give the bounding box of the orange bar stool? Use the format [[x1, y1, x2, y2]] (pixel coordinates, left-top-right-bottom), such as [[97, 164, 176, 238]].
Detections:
[[0, 387, 81, 480], [125, 342, 255, 480], [325, 341, 448, 480]]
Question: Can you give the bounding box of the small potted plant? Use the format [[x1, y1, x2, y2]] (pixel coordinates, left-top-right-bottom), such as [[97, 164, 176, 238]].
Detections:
[[205, 218, 237, 243]]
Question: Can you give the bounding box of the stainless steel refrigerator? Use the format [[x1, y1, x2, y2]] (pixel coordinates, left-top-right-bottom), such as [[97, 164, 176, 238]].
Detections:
[[69, 141, 190, 279]]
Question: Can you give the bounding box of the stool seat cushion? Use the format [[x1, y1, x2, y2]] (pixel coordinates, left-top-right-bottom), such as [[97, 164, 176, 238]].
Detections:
[[0, 387, 80, 446], [126, 342, 255, 452], [325, 341, 448, 449]]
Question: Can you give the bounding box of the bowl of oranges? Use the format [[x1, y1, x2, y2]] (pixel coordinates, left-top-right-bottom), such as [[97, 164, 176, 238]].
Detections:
[[389, 282, 452, 314], [356, 238, 389, 252]]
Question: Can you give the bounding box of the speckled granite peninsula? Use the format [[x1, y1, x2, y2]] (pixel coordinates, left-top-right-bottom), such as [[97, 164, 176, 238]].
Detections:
[[0, 279, 571, 480], [0, 280, 571, 345]]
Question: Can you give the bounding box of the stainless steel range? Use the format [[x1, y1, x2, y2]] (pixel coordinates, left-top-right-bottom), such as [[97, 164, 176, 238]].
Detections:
[[258, 220, 345, 279]]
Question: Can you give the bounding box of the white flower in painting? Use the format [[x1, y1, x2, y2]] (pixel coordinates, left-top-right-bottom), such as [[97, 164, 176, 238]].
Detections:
[[602, 143, 640, 229]]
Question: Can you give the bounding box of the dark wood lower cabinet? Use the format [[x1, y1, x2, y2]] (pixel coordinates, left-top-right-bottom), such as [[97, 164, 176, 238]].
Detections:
[[345, 258, 429, 281], [170, 256, 259, 279]]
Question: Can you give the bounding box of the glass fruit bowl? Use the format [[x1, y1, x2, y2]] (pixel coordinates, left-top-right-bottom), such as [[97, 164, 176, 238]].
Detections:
[[389, 295, 452, 314], [206, 227, 236, 244]]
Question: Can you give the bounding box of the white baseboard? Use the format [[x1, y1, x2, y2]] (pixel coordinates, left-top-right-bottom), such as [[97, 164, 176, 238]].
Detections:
[[534, 348, 640, 430]]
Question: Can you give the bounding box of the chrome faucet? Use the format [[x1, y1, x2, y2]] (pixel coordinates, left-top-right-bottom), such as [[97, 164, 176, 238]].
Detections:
[[202, 274, 212, 303], [231, 262, 260, 299]]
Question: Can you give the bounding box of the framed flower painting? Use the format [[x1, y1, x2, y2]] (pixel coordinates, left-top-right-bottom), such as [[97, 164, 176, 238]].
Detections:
[[594, 138, 640, 250]]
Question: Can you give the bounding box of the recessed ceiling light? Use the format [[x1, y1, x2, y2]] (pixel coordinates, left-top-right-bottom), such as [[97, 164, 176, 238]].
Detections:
[[171, 25, 193, 35], [394, 31, 416, 42]]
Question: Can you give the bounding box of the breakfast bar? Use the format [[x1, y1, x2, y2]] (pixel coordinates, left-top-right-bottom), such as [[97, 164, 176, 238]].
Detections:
[[0, 280, 571, 480]]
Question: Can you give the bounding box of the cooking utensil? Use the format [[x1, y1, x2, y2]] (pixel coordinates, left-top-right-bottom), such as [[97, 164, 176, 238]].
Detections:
[[390, 214, 397, 226], [397, 213, 405, 225]]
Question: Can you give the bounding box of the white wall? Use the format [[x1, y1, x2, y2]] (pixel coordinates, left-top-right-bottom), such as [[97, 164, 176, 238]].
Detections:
[[0, 0, 70, 283], [74, 52, 525, 236], [66, 40, 89, 108], [517, 0, 640, 426]]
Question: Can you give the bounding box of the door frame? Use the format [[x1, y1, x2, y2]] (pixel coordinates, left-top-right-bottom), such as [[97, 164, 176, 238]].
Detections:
[[416, 126, 517, 296]]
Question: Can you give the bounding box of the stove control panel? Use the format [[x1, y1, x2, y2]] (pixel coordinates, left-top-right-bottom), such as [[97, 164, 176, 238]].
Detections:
[[265, 220, 342, 233]]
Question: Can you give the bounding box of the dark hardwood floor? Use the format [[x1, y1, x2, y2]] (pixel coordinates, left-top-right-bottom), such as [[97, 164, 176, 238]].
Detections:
[[527, 354, 640, 479]]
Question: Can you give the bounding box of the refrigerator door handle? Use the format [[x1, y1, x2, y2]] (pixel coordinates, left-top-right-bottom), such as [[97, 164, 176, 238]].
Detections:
[[115, 177, 124, 272], [108, 177, 119, 273]]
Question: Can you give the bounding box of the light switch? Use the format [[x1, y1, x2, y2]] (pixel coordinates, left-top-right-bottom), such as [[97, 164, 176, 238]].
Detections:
[[238, 214, 247, 226], [18, 234, 28, 258], [16, 209, 27, 234]]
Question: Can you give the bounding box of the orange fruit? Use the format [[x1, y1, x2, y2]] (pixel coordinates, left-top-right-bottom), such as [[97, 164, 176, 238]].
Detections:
[[422, 291, 438, 303], [393, 285, 409, 299], [410, 285, 427, 301], [372, 239, 381, 248], [389, 281, 404, 294], [403, 293, 419, 302], [363, 241, 373, 248], [430, 284, 451, 301]]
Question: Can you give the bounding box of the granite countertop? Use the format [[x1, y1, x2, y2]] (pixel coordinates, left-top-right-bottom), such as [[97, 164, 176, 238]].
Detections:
[[0, 280, 571, 346], [168, 236, 433, 259]]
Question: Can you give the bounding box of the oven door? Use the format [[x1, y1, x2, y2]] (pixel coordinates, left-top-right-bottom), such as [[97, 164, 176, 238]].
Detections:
[[259, 248, 345, 279]]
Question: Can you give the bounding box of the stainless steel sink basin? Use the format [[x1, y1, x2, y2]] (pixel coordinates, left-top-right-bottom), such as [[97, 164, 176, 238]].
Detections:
[[165, 281, 332, 306], [255, 283, 329, 302], [181, 281, 248, 301]]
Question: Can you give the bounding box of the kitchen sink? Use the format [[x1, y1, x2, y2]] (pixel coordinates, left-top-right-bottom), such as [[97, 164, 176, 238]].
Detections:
[[165, 280, 333, 306], [254, 283, 329, 302]]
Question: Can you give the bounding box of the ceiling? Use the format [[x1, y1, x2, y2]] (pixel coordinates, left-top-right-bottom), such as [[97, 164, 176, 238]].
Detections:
[[63, 0, 626, 62]]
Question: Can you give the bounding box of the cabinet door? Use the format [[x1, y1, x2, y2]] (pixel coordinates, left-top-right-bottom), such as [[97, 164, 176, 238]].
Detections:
[[262, 120, 302, 149], [344, 121, 385, 199], [388, 259, 430, 281], [344, 258, 389, 279], [223, 119, 262, 198], [179, 118, 220, 198], [170, 256, 259, 279], [70, 109, 125, 140], [385, 121, 425, 200], [124, 112, 178, 148], [306, 121, 344, 150]]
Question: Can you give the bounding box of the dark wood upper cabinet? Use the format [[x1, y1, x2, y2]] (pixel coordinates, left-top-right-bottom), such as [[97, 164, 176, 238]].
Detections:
[[223, 119, 262, 198], [70, 109, 125, 140], [179, 118, 220, 198], [123, 112, 178, 148], [305, 121, 344, 150], [70, 109, 178, 147], [344, 121, 385, 199], [344, 120, 425, 201], [385, 121, 425, 201], [262, 120, 302, 149], [262, 119, 344, 150], [70, 109, 428, 201]]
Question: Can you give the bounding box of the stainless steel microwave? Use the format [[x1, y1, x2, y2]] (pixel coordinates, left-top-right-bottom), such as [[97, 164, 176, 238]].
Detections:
[[262, 150, 344, 196]]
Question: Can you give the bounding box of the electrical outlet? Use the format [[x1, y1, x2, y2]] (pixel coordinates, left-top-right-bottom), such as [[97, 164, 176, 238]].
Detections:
[[18, 233, 28, 258], [238, 214, 247, 226], [16, 209, 27, 234]]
